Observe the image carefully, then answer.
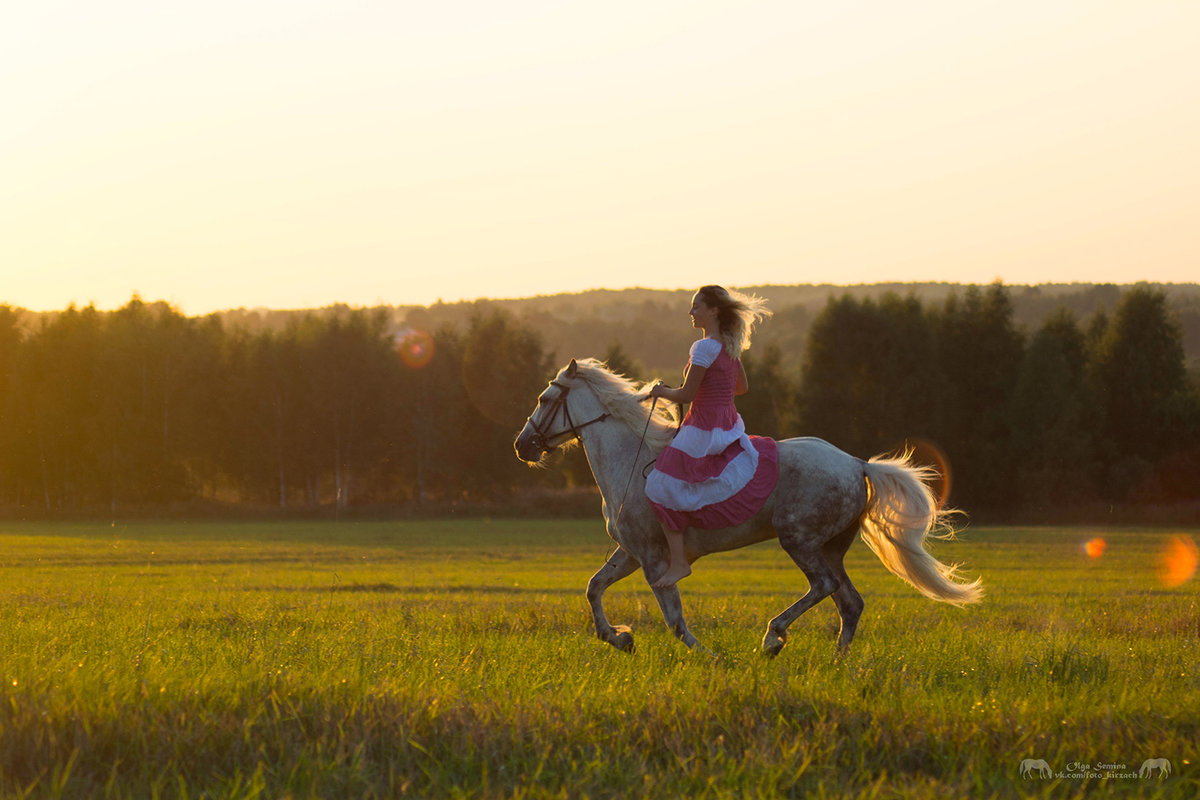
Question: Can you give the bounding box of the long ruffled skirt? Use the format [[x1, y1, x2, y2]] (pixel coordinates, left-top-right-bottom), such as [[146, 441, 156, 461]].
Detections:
[[646, 416, 778, 532]]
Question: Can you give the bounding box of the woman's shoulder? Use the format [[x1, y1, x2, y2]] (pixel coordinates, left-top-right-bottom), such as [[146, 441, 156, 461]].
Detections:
[[688, 337, 723, 367]]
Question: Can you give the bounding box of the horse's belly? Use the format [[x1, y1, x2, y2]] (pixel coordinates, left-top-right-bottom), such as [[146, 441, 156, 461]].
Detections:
[[685, 506, 777, 556]]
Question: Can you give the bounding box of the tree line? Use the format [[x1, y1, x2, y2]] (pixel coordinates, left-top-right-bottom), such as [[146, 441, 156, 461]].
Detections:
[[741, 284, 1199, 513], [0, 283, 1197, 517], [0, 298, 558, 513]]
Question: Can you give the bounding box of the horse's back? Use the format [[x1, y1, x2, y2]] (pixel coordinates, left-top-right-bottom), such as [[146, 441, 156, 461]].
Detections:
[[668, 437, 868, 558], [776, 436, 863, 486]]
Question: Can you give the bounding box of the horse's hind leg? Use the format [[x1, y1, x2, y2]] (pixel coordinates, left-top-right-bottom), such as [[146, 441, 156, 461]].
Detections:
[[762, 539, 841, 657], [823, 523, 864, 652], [587, 548, 641, 652]]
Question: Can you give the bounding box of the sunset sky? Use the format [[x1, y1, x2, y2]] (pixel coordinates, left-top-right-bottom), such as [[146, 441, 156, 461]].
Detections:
[[3, 1, 1198, 314]]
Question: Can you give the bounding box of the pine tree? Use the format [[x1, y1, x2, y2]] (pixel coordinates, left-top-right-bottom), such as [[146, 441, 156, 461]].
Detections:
[[934, 282, 1024, 508], [1007, 308, 1096, 506]]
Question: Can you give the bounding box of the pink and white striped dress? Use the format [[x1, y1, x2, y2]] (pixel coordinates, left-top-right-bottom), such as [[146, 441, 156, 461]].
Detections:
[[645, 338, 779, 532]]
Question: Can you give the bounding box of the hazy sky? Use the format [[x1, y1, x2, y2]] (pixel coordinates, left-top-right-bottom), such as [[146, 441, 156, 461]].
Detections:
[[4, 1, 1198, 314]]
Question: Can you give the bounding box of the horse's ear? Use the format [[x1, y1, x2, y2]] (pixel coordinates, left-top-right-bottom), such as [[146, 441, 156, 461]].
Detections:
[[565, 359, 578, 379]]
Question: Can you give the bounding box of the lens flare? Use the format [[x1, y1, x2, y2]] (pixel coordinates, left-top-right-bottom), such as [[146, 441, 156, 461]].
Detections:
[[396, 328, 435, 369], [1159, 536, 1199, 588], [904, 439, 952, 509], [1084, 537, 1106, 558]]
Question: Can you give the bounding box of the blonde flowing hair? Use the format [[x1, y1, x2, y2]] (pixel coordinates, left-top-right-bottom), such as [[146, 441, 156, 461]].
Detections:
[[696, 285, 773, 357]]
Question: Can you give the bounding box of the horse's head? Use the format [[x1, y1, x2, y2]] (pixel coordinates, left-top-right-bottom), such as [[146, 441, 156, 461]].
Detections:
[[513, 359, 610, 464]]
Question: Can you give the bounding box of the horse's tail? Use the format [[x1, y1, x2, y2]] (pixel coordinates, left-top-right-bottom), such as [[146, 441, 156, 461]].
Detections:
[[860, 454, 983, 606]]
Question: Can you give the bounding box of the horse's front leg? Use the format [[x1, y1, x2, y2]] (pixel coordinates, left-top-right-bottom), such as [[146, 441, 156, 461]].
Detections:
[[587, 548, 641, 652], [649, 584, 700, 649]]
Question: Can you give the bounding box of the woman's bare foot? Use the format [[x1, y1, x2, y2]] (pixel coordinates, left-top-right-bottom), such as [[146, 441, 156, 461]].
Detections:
[[652, 563, 692, 589]]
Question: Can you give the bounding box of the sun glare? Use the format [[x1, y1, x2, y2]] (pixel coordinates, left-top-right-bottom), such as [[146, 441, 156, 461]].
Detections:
[[1084, 538, 1106, 559], [1158, 536, 1199, 588], [396, 328, 435, 369], [905, 439, 952, 509]]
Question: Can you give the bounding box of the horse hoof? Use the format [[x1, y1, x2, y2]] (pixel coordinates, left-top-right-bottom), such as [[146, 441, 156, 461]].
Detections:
[[761, 631, 786, 657], [612, 625, 635, 653]]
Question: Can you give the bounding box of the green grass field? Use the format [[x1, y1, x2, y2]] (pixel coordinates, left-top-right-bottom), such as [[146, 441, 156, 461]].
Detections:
[[1, 519, 1197, 798]]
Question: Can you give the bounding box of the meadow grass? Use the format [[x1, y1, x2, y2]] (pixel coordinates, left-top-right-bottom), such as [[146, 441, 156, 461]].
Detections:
[[0, 519, 1197, 798]]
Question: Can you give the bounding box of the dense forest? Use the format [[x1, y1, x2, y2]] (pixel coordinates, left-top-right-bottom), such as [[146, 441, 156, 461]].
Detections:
[[1, 282, 1197, 520]]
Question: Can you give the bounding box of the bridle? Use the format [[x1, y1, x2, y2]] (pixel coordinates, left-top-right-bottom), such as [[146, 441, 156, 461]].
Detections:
[[524, 380, 611, 455], [525, 375, 660, 547]]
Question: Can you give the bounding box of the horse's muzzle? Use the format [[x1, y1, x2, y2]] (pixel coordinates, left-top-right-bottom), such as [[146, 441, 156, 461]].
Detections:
[[513, 425, 546, 463]]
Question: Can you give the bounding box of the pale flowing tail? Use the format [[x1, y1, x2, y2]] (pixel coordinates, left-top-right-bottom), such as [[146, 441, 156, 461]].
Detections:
[[860, 454, 983, 606]]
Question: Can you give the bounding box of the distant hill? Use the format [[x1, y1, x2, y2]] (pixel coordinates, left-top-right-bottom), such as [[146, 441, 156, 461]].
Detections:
[[9, 282, 1198, 378], [396, 282, 1200, 378]]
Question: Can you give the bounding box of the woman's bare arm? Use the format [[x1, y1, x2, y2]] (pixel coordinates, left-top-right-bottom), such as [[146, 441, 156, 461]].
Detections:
[[735, 360, 749, 396], [651, 364, 708, 404]]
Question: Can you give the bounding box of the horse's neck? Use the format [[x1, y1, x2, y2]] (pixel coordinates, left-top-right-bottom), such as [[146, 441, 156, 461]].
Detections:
[[580, 418, 649, 503]]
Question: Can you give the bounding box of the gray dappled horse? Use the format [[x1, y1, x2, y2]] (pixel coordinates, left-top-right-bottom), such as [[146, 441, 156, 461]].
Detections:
[[514, 359, 982, 655]]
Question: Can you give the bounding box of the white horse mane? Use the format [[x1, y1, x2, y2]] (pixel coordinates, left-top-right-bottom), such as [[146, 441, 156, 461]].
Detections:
[[557, 359, 680, 453]]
